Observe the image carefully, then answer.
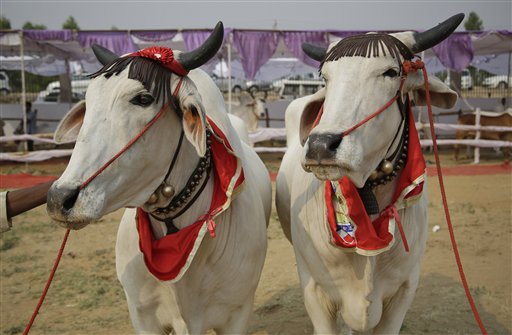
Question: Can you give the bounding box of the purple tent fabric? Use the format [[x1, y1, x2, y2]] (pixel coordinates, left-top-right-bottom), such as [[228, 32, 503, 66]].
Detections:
[[432, 33, 474, 71], [181, 28, 232, 51], [181, 28, 232, 71], [232, 30, 279, 80], [131, 30, 177, 42], [24, 30, 73, 41], [77, 31, 137, 56], [282, 31, 328, 68]]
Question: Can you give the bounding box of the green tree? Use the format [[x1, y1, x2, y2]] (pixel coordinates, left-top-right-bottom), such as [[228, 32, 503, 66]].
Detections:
[[464, 11, 484, 31], [0, 15, 11, 29], [23, 22, 47, 30], [111, 25, 119, 30], [62, 16, 80, 30]]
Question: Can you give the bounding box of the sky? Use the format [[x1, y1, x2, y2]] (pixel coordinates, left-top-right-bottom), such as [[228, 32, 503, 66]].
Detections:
[[1, 0, 511, 32]]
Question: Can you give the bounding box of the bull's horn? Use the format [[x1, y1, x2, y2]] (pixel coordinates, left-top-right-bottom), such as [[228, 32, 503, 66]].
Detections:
[[302, 43, 327, 62], [178, 21, 224, 71], [411, 13, 465, 53], [92, 44, 118, 66]]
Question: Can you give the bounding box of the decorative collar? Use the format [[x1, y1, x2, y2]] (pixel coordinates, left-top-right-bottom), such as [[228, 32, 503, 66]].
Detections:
[[136, 118, 245, 282], [325, 105, 426, 256]]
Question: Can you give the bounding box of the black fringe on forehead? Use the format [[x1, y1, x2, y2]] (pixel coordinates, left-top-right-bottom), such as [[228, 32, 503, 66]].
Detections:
[[89, 56, 176, 107], [321, 33, 414, 68]]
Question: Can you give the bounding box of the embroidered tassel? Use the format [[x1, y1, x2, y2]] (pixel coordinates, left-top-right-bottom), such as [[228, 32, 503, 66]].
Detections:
[[199, 208, 222, 238], [207, 218, 217, 238]]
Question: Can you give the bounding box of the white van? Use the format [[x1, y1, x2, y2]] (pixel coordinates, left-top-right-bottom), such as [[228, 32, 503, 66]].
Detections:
[[274, 78, 325, 99], [39, 74, 90, 101], [444, 69, 473, 90]]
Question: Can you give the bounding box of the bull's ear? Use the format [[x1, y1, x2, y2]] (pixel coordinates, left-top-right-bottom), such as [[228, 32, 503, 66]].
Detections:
[[409, 74, 458, 109], [54, 100, 86, 144], [180, 96, 207, 156], [299, 88, 326, 146]]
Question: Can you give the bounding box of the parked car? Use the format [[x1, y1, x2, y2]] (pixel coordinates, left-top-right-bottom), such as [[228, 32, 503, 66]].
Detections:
[[0, 71, 11, 95], [211, 74, 247, 93], [38, 74, 90, 101], [444, 69, 473, 90], [273, 73, 325, 99], [246, 80, 274, 94], [482, 75, 511, 89]]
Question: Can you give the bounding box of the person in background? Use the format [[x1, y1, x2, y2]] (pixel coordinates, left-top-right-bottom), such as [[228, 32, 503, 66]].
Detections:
[[26, 101, 38, 151], [14, 101, 38, 151], [0, 181, 54, 233], [494, 97, 507, 113]]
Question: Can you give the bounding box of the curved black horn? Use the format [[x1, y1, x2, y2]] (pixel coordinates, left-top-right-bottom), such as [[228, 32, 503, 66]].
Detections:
[[92, 44, 118, 66], [411, 13, 465, 53], [302, 43, 327, 62], [178, 21, 224, 71]]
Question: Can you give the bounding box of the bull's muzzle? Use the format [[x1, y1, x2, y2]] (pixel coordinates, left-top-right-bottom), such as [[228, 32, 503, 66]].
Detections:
[[47, 184, 81, 220], [305, 133, 343, 164]]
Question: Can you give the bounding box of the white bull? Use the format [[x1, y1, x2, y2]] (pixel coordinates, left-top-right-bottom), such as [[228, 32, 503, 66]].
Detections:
[[228, 93, 267, 132], [47, 22, 271, 334], [276, 14, 463, 334]]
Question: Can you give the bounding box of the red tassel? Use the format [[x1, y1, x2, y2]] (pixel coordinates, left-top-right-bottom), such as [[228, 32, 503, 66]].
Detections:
[[207, 219, 216, 238]]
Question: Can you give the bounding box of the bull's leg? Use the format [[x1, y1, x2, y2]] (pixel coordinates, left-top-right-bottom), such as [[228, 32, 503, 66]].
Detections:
[[215, 298, 254, 335], [453, 144, 460, 161], [125, 296, 183, 335], [502, 146, 510, 163], [371, 277, 419, 334], [299, 271, 337, 335]]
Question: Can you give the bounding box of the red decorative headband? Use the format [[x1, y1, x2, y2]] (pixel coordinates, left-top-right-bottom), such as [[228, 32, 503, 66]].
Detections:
[[130, 46, 189, 76]]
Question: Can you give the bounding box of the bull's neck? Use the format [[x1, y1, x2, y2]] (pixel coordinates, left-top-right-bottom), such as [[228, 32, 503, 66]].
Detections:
[[149, 179, 214, 239], [147, 138, 215, 239], [371, 175, 401, 219]]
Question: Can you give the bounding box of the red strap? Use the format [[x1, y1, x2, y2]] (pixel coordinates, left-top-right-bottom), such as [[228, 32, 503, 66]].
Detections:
[[342, 94, 400, 137], [384, 205, 409, 252], [81, 77, 184, 190], [422, 66, 488, 335]]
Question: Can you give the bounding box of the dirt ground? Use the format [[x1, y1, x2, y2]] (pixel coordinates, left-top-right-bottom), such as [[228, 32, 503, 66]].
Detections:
[[0, 150, 511, 335]]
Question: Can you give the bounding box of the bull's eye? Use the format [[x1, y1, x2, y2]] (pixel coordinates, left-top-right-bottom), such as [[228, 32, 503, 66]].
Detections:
[[130, 93, 155, 107], [383, 68, 399, 78]]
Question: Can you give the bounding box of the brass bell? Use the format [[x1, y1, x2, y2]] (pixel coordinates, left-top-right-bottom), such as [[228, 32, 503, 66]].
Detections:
[[369, 170, 379, 181], [161, 185, 175, 198], [380, 160, 394, 175], [147, 193, 158, 204]]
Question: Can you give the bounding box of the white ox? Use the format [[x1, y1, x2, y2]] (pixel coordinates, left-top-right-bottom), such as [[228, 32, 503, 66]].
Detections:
[[228, 93, 267, 132], [276, 14, 463, 334], [47, 22, 271, 334]]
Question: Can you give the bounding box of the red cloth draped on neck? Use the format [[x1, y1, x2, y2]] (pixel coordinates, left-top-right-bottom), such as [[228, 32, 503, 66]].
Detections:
[[325, 106, 425, 255], [137, 118, 243, 281]]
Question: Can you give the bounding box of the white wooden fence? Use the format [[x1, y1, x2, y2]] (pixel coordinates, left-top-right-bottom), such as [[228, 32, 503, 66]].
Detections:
[[1, 108, 511, 163]]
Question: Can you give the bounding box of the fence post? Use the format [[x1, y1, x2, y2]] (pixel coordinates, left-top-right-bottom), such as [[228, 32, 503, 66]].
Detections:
[[265, 107, 270, 128], [473, 108, 481, 164]]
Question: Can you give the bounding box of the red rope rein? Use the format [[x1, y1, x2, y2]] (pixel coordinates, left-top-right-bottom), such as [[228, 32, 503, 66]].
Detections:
[[22, 229, 70, 335], [23, 79, 184, 334], [420, 64, 488, 335]]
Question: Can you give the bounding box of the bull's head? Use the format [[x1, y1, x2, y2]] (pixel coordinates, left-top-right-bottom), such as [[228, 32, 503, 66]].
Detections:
[[47, 22, 224, 229], [298, 14, 463, 186]]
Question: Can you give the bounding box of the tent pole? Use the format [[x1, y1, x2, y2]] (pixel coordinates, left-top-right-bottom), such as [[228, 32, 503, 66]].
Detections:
[[19, 30, 27, 152], [507, 51, 511, 106], [227, 35, 232, 113]]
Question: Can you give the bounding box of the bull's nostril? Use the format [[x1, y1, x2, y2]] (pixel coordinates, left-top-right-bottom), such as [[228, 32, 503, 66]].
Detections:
[[329, 136, 342, 151], [63, 187, 80, 212]]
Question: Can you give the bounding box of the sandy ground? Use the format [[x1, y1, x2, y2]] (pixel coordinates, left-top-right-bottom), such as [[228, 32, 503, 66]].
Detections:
[[0, 152, 511, 335]]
